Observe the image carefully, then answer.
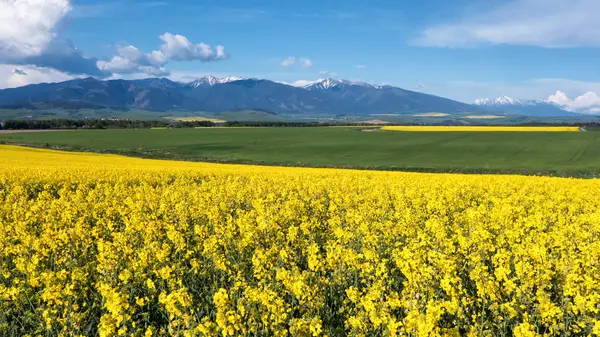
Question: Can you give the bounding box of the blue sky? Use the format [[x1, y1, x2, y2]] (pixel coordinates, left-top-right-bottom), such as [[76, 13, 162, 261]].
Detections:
[[1, 0, 600, 109]]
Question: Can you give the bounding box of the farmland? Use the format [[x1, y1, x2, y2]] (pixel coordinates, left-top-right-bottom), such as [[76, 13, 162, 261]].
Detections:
[[1, 145, 600, 336], [381, 126, 581, 132], [1, 126, 600, 177]]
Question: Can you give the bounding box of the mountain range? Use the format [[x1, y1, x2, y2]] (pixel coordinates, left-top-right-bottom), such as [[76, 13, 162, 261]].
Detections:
[[473, 96, 579, 117], [0, 76, 479, 115], [0, 76, 588, 117]]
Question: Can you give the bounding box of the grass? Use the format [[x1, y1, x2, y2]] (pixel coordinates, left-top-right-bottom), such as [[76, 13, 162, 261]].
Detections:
[[1, 127, 600, 177], [382, 126, 580, 132]]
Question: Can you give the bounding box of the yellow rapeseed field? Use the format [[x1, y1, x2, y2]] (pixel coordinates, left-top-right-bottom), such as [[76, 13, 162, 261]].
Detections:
[[381, 126, 580, 132], [1, 145, 600, 337]]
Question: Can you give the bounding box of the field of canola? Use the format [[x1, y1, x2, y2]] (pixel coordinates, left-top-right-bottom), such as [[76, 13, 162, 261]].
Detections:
[[1, 145, 600, 337]]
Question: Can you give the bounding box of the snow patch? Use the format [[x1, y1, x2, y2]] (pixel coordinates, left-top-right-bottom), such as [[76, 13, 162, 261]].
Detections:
[[187, 75, 244, 87]]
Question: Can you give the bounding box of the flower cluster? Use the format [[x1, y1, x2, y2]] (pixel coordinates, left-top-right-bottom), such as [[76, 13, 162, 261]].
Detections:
[[1, 145, 599, 336]]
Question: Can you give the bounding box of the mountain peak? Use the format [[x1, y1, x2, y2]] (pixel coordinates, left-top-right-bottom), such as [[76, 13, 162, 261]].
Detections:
[[473, 96, 524, 106], [187, 75, 245, 88], [313, 78, 343, 89], [304, 78, 381, 90], [473, 95, 580, 116]]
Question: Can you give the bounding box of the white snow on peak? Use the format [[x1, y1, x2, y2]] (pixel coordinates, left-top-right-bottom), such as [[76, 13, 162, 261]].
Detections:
[[220, 76, 245, 83], [473, 96, 524, 106], [304, 78, 382, 90], [188, 75, 245, 87], [313, 78, 343, 89]]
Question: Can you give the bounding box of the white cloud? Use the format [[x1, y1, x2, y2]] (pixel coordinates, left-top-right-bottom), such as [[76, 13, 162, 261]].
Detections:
[[0, 64, 76, 89], [571, 92, 600, 110], [98, 34, 229, 76], [547, 90, 600, 113], [423, 78, 600, 105], [0, 0, 103, 75], [0, 1, 228, 78], [546, 90, 571, 106], [97, 56, 168, 76], [280, 57, 296, 67], [0, 0, 71, 59], [97, 45, 168, 76], [158, 33, 229, 62], [356, 64, 367, 69], [299, 58, 313, 68], [416, 0, 600, 47]]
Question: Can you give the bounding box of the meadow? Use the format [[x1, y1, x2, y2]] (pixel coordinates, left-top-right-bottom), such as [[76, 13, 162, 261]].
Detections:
[[380, 126, 581, 132], [1, 127, 600, 177], [1, 145, 600, 336]]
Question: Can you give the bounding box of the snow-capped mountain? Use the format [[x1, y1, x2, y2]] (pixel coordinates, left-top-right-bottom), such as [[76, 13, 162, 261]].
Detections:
[[304, 78, 382, 91], [0, 75, 478, 114], [473, 96, 579, 117], [473, 96, 525, 106], [186, 75, 245, 88]]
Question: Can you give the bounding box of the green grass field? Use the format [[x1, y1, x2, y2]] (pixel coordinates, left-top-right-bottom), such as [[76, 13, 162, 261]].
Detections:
[[1, 127, 600, 177]]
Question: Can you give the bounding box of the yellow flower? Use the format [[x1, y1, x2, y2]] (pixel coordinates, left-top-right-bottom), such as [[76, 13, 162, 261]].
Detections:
[[2, 145, 600, 336]]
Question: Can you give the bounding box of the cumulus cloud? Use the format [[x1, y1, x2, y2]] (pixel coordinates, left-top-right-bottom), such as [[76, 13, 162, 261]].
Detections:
[[547, 90, 600, 114], [0, 64, 77, 89], [0, 0, 102, 75], [0, 1, 229, 79], [0, 0, 71, 58], [415, 0, 600, 47], [97, 45, 168, 76], [158, 33, 229, 62], [98, 33, 229, 76], [547, 90, 571, 106], [428, 78, 600, 104], [280, 57, 296, 67]]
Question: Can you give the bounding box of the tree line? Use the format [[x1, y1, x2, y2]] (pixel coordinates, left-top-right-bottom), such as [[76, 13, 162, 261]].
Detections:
[[222, 121, 374, 127], [2, 119, 598, 130], [0, 120, 383, 130], [0, 119, 216, 130]]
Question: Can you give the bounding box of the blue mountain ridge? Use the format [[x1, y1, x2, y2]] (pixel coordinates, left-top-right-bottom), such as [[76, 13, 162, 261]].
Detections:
[[0, 77, 581, 116]]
